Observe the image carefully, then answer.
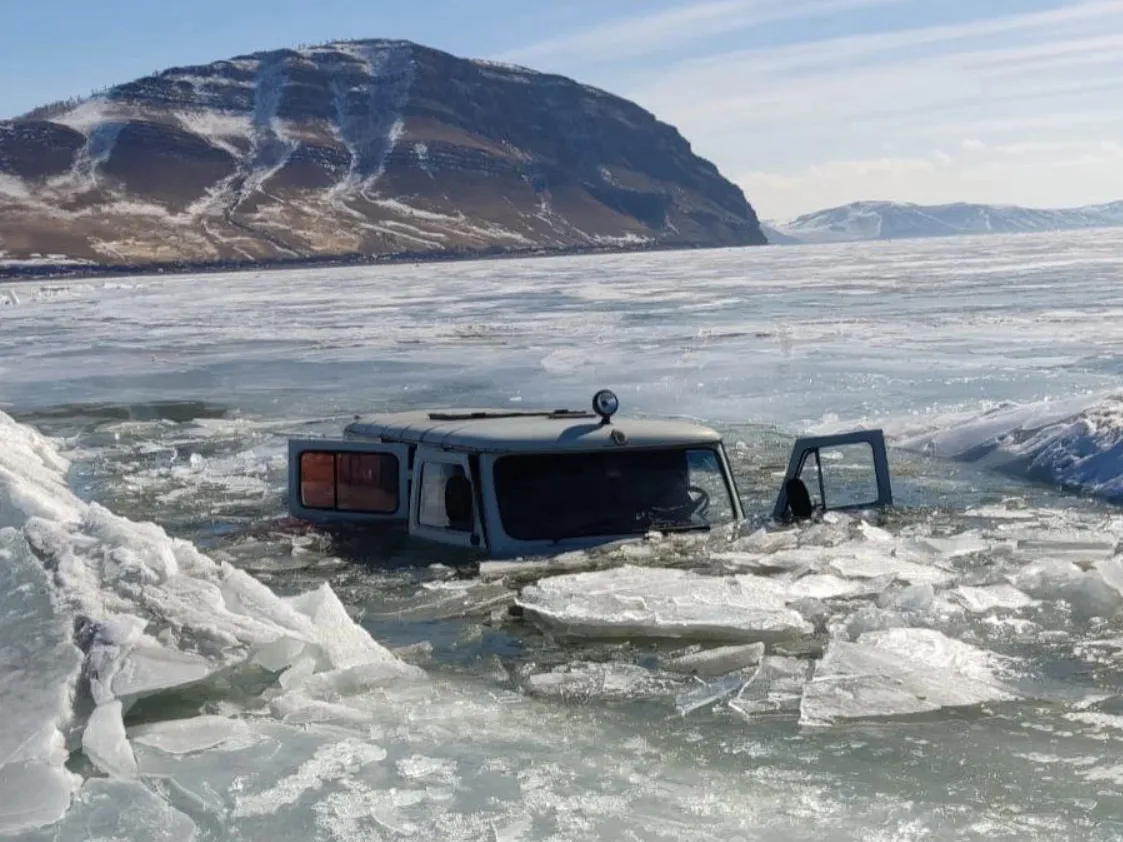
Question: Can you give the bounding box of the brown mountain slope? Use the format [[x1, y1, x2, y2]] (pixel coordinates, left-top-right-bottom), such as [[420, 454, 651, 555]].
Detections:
[[0, 39, 766, 266]]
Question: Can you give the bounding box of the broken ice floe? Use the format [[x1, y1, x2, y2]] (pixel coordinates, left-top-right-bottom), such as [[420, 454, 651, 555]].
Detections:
[[0, 408, 424, 813]]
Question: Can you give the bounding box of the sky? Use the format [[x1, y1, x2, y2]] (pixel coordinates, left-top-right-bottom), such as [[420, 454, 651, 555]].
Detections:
[[3, 0, 1123, 219]]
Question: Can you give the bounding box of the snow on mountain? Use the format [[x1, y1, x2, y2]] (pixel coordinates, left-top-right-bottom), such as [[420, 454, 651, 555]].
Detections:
[[0, 39, 765, 267], [766, 200, 1123, 245]]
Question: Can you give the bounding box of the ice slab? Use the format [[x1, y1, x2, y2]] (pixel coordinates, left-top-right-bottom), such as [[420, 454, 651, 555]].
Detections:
[[231, 738, 388, 819], [0, 528, 80, 835], [111, 644, 217, 703], [663, 642, 766, 678], [1011, 560, 1123, 621], [515, 565, 815, 643], [826, 552, 953, 587], [82, 700, 138, 779], [954, 584, 1036, 614], [800, 628, 1018, 726], [785, 573, 883, 601], [716, 539, 954, 589], [128, 715, 260, 755], [675, 671, 747, 715], [523, 662, 680, 703], [37, 778, 197, 842], [729, 656, 813, 719]]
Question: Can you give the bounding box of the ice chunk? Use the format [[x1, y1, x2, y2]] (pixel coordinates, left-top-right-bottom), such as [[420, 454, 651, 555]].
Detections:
[[0, 528, 81, 835], [1011, 560, 1123, 620], [663, 642, 766, 677], [232, 738, 388, 818], [268, 659, 427, 724], [128, 715, 259, 755], [40, 778, 196, 842], [911, 532, 991, 558], [515, 565, 815, 643], [285, 583, 404, 671], [675, 671, 748, 716], [1094, 557, 1123, 597], [877, 582, 936, 613], [0, 760, 75, 837], [729, 526, 801, 554], [729, 656, 812, 719], [800, 628, 1018, 726], [785, 573, 880, 601], [710, 548, 816, 574], [523, 662, 679, 702], [112, 645, 216, 703], [82, 701, 138, 778], [827, 551, 953, 587], [954, 584, 1035, 614], [395, 754, 458, 785]]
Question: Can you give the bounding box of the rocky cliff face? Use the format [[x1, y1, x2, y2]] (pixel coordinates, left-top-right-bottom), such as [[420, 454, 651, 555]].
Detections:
[[0, 40, 765, 265]]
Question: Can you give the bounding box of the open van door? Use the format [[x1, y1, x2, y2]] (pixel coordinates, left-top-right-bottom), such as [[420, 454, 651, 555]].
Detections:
[[288, 439, 411, 524], [772, 430, 892, 522]]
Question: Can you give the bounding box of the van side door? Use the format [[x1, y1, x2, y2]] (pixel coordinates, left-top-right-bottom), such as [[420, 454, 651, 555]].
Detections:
[[409, 447, 486, 550], [772, 429, 893, 521]]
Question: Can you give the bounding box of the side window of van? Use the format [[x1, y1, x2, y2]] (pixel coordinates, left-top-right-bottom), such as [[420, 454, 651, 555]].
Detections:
[[299, 451, 400, 513], [417, 462, 475, 532]]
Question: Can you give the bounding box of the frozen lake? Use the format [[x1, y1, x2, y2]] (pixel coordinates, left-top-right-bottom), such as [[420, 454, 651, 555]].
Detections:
[[5, 228, 1123, 840]]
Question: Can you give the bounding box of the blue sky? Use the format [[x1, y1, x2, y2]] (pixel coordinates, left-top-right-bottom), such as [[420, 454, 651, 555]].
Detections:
[[4, 0, 1122, 218]]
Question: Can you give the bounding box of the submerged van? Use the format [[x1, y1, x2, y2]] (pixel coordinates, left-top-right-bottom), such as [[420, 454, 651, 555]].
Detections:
[[286, 390, 893, 558]]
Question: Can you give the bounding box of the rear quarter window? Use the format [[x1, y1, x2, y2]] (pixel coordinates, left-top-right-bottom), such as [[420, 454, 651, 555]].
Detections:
[[299, 451, 399, 513]]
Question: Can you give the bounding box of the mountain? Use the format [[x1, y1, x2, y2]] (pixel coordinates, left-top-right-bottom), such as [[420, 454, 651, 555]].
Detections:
[[0, 40, 765, 268], [766, 200, 1123, 245]]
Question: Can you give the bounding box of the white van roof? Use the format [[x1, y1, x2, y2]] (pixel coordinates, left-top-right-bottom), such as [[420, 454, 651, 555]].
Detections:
[[343, 408, 722, 454]]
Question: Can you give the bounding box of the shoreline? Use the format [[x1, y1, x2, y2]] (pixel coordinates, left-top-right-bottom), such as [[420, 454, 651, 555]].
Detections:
[[0, 238, 768, 283]]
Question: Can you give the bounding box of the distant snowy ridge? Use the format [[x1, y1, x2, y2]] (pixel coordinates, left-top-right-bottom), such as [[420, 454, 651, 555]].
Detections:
[[0, 38, 764, 266], [766, 200, 1123, 244]]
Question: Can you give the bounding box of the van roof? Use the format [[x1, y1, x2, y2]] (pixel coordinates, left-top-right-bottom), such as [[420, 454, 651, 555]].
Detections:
[[343, 408, 723, 454]]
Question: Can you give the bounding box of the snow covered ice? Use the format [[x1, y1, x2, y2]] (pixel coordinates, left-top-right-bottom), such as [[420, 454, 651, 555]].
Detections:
[[6, 229, 1123, 839]]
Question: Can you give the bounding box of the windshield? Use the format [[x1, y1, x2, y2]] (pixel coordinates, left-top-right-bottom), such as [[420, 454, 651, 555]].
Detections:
[[493, 447, 737, 541]]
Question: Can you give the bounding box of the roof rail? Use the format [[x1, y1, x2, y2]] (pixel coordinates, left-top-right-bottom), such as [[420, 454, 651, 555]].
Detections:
[[426, 409, 595, 421]]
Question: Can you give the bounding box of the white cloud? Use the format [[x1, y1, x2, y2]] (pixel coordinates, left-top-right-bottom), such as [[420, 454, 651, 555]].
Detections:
[[598, 1, 1123, 217], [743, 144, 1123, 220], [497, 0, 910, 65], [498, 0, 1123, 218]]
